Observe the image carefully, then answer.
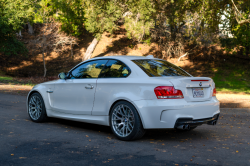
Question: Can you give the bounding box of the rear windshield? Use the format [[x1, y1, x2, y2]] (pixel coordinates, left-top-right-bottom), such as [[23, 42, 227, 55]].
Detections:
[[132, 59, 191, 77]]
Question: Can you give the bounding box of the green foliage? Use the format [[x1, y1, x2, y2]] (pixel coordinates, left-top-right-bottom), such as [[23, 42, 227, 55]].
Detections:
[[221, 23, 250, 56], [0, 0, 34, 31], [231, 23, 250, 56], [1, 0, 250, 57], [50, 0, 85, 36], [0, 35, 28, 56], [33, 0, 85, 36], [143, 38, 151, 46], [220, 0, 250, 56], [0, 0, 29, 56], [124, 0, 155, 42], [84, 0, 123, 40]]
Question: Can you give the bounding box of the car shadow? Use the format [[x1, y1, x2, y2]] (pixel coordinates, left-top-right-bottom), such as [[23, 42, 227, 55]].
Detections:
[[142, 128, 208, 142], [47, 117, 112, 134], [46, 117, 210, 142]]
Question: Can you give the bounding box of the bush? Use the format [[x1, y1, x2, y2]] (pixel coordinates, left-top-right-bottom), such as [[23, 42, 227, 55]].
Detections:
[[0, 19, 28, 56]]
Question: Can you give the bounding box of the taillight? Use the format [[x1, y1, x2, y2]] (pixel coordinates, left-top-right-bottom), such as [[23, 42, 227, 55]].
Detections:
[[154, 86, 184, 99], [212, 86, 216, 96]]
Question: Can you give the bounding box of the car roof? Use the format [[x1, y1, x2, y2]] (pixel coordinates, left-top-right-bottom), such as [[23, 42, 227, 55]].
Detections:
[[92, 55, 155, 61]]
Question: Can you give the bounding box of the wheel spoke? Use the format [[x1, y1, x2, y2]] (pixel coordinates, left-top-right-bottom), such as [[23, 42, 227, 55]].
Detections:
[[125, 107, 129, 116], [118, 106, 125, 116], [34, 96, 38, 104], [129, 122, 133, 128], [34, 111, 37, 119], [29, 106, 36, 110], [118, 122, 124, 128], [121, 105, 126, 116], [113, 113, 122, 120], [31, 110, 35, 116], [122, 126, 125, 136], [30, 97, 35, 105], [127, 125, 132, 132], [117, 125, 123, 133]]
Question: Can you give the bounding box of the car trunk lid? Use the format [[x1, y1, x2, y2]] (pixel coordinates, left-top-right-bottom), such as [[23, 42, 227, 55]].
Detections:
[[170, 77, 214, 102]]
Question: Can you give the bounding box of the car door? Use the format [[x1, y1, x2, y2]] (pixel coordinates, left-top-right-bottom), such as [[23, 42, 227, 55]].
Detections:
[[50, 60, 108, 115], [92, 59, 131, 116]]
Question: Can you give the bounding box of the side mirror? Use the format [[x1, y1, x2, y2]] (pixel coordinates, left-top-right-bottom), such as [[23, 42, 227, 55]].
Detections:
[[58, 72, 67, 79]]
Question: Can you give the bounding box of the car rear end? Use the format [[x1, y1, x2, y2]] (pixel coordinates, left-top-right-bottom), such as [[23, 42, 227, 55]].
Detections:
[[131, 58, 220, 130]]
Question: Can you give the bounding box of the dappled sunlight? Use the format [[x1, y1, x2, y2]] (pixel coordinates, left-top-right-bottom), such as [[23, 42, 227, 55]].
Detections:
[[7, 52, 62, 72], [0, 26, 95, 77], [0, 83, 32, 95], [92, 27, 161, 58], [217, 94, 250, 108]]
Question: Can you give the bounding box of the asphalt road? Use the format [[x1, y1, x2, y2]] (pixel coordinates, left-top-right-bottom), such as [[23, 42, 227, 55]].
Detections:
[[0, 93, 250, 166]]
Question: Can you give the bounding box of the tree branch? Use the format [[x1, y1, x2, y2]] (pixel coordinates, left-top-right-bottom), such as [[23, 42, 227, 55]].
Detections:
[[178, 45, 197, 61], [231, 0, 250, 25]]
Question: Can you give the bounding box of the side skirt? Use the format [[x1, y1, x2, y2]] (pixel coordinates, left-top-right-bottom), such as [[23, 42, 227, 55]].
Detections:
[[46, 109, 110, 126]]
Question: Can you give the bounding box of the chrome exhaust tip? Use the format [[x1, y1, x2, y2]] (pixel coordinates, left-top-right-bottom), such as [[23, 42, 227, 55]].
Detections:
[[185, 124, 190, 130], [208, 120, 217, 125], [177, 125, 185, 130]]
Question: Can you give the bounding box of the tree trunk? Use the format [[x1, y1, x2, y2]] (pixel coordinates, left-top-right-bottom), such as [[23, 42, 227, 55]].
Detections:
[[246, 24, 250, 57], [82, 38, 98, 61], [28, 22, 34, 34], [42, 48, 47, 77], [18, 30, 22, 37], [71, 41, 73, 57], [42, 24, 47, 77]]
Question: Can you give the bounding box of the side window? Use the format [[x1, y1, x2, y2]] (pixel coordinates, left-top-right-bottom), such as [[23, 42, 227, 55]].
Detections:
[[69, 60, 107, 79], [99, 60, 131, 78]]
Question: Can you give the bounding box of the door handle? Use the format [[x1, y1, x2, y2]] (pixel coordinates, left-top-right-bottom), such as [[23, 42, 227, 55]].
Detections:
[[46, 90, 53, 93], [85, 84, 94, 89]]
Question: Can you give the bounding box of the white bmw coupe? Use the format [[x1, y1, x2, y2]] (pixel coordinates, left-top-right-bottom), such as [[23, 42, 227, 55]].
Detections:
[[27, 55, 220, 140]]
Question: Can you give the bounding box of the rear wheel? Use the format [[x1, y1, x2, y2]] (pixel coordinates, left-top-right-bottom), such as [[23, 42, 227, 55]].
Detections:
[[110, 101, 145, 141], [28, 92, 47, 122]]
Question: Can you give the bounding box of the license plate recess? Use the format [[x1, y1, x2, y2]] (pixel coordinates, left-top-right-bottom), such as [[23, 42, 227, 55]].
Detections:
[[192, 88, 204, 98]]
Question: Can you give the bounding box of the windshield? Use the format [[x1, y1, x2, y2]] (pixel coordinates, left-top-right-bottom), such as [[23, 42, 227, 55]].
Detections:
[[132, 59, 191, 77]]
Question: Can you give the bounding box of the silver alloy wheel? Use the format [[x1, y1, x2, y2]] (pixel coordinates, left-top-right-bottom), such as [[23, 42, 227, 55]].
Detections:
[[28, 95, 42, 120], [111, 104, 135, 137]]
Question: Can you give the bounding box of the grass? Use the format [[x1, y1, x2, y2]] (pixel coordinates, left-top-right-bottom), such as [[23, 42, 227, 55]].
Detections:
[[20, 82, 37, 87], [0, 76, 13, 81], [0, 80, 36, 87], [213, 66, 250, 94], [0, 73, 36, 87]]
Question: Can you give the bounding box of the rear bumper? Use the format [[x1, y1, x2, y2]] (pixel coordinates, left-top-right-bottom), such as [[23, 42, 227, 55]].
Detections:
[[174, 113, 220, 128], [133, 97, 220, 129]]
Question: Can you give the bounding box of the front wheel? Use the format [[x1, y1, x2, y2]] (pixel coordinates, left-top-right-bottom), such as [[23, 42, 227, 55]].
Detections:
[[110, 101, 146, 141], [28, 92, 47, 122]]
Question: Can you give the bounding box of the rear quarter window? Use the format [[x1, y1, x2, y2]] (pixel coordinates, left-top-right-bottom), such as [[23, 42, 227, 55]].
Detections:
[[132, 59, 191, 77]]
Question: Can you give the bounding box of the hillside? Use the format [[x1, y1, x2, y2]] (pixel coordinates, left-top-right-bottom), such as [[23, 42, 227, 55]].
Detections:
[[0, 25, 250, 94]]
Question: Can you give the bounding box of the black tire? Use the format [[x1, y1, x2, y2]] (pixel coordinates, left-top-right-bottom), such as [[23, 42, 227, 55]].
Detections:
[[28, 92, 47, 122], [110, 101, 146, 141]]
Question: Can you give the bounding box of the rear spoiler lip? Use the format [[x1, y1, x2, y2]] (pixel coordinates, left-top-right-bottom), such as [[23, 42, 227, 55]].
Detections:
[[191, 80, 209, 81]]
